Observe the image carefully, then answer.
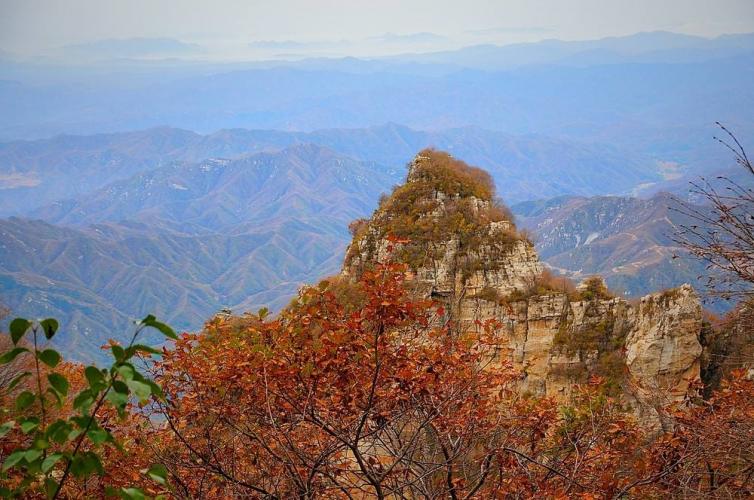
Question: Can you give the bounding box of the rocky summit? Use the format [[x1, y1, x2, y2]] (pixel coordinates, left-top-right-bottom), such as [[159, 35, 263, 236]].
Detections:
[[342, 149, 705, 428]]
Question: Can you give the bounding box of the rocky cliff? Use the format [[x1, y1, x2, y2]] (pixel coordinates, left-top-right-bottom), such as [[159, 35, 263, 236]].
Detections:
[[342, 150, 704, 428]]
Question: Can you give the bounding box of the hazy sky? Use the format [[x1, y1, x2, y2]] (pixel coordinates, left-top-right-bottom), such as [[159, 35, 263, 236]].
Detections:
[[2, 0, 754, 60]]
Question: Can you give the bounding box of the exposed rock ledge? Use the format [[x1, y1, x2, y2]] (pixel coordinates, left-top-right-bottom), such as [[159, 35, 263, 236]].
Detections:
[[342, 150, 704, 428]]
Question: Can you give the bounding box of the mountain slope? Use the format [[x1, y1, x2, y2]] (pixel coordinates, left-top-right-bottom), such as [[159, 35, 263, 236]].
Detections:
[[0, 145, 393, 361], [512, 192, 724, 309], [37, 143, 393, 229], [1, 123, 661, 216], [339, 149, 705, 426]]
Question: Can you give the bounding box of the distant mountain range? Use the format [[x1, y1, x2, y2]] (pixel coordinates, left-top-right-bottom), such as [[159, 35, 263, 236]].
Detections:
[[512, 191, 728, 311], [392, 31, 754, 68], [1, 32, 752, 171], [0, 141, 734, 361], [2, 30, 751, 359], [0, 123, 663, 214], [0, 145, 392, 361]]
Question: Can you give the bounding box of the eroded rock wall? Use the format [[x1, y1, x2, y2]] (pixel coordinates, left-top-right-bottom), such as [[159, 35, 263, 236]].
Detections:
[[342, 151, 705, 427]]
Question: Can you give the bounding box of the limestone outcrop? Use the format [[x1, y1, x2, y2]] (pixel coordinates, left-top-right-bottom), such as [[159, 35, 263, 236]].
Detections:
[[342, 150, 705, 426]]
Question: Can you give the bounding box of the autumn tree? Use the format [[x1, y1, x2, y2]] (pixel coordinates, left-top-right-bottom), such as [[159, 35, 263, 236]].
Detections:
[[145, 261, 519, 497], [126, 257, 680, 499], [673, 122, 754, 301], [643, 372, 754, 498]]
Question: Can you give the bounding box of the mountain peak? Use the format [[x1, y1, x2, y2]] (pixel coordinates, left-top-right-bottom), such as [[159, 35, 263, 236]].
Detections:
[[405, 149, 495, 201], [343, 149, 539, 295], [339, 150, 704, 429]]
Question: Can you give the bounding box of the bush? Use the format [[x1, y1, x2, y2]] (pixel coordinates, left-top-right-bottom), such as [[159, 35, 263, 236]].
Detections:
[[409, 149, 495, 200], [470, 287, 501, 302], [348, 218, 369, 238], [498, 270, 579, 305], [577, 276, 614, 301], [553, 315, 629, 395], [0, 316, 174, 498]]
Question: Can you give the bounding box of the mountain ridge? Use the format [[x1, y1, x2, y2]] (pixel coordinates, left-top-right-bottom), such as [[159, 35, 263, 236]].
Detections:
[[0, 145, 393, 361], [0, 123, 662, 215], [511, 191, 728, 310], [338, 149, 705, 428]]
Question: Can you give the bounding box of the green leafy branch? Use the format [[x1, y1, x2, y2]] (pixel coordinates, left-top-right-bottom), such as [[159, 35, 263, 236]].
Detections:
[[0, 315, 176, 499]]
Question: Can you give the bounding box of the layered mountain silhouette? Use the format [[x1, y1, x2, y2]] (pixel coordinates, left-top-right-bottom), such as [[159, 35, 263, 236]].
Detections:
[[2, 32, 751, 185], [0, 145, 392, 360], [0, 123, 661, 215], [512, 192, 726, 310]]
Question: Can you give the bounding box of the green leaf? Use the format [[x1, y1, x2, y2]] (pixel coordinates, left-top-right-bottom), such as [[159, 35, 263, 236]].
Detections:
[[85, 366, 106, 390], [40, 318, 58, 340], [20, 417, 39, 434], [32, 437, 49, 450], [112, 380, 129, 394], [47, 373, 69, 397], [2, 450, 26, 471], [9, 318, 30, 345], [145, 463, 169, 486], [38, 349, 61, 368], [141, 315, 177, 340], [127, 379, 151, 402], [0, 421, 15, 438], [258, 307, 269, 319], [8, 371, 31, 391], [70, 452, 103, 478], [24, 449, 42, 463], [146, 380, 164, 399], [44, 477, 59, 499], [46, 387, 62, 406], [46, 420, 72, 444], [73, 389, 94, 414], [71, 415, 93, 429], [126, 344, 161, 357], [15, 391, 35, 411], [87, 428, 110, 445], [0, 347, 28, 364], [119, 488, 146, 500], [116, 364, 135, 381], [106, 386, 128, 409], [111, 345, 126, 363]]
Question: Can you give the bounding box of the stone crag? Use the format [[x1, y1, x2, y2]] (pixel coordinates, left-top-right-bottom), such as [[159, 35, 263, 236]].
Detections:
[[342, 150, 704, 428]]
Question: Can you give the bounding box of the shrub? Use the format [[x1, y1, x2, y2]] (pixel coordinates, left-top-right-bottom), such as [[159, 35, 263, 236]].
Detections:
[[498, 270, 579, 305], [577, 276, 614, 301], [0, 316, 174, 498], [348, 218, 369, 238], [553, 315, 629, 395], [410, 149, 495, 200]]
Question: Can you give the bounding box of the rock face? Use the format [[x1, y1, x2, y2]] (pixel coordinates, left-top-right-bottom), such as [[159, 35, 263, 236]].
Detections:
[[343, 150, 704, 426], [626, 288, 703, 398]]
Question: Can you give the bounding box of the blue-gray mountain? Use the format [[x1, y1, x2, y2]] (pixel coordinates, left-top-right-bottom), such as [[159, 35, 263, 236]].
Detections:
[[0, 124, 659, 215], [1, 142, 729, 364], [511, 192, 728, 311], [2, 32, 752, 175], [0, 145, 393, 361]]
